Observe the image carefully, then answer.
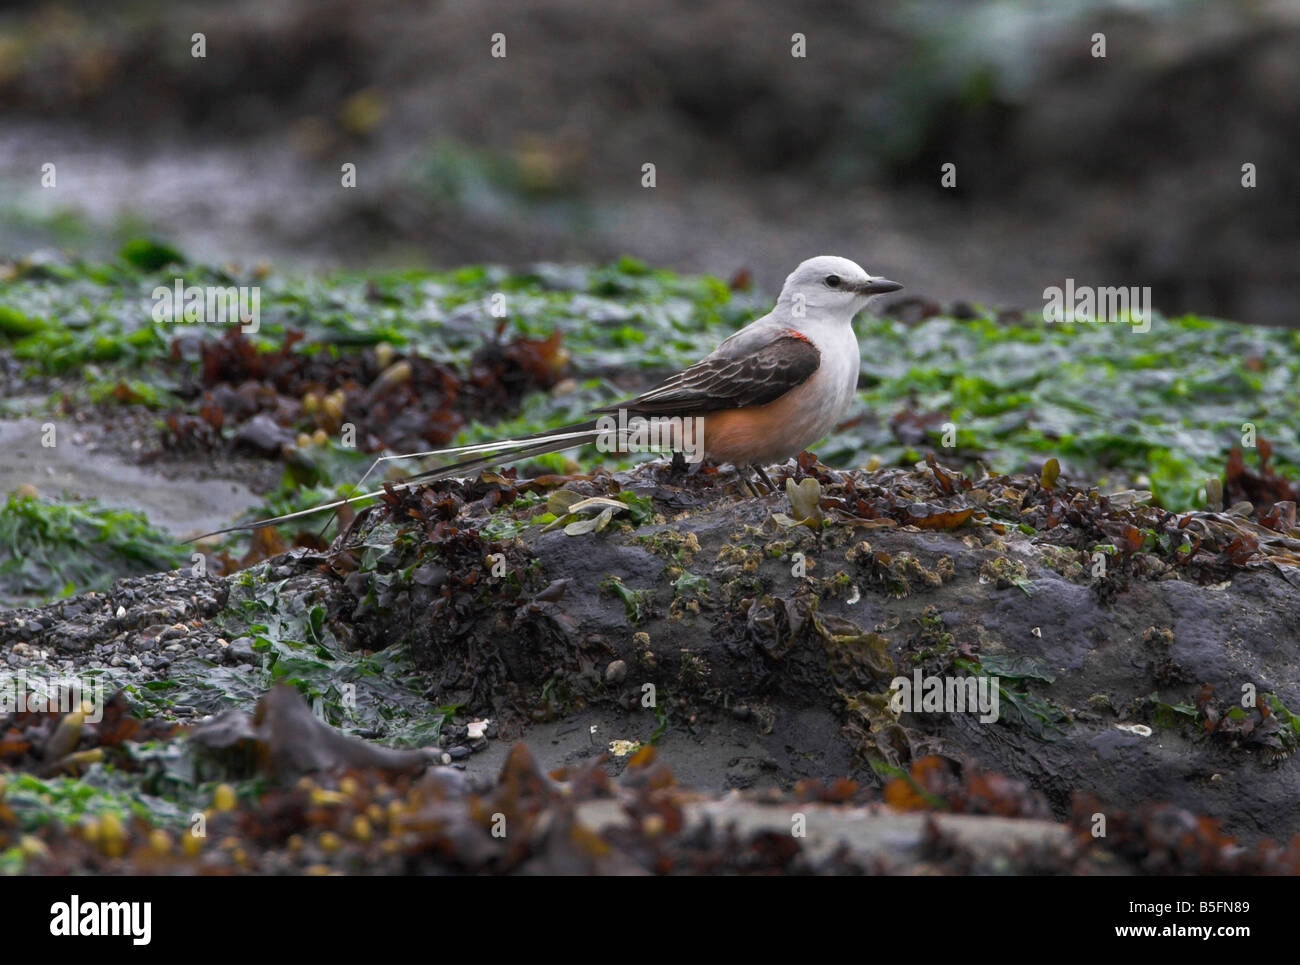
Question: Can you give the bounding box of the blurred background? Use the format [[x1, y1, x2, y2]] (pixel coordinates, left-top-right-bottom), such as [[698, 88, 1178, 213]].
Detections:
[[0, 0, 1296, 324]]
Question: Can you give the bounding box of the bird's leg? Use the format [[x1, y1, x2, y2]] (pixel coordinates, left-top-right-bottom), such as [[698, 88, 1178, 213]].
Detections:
[[739, 464, 773, 497], [736, 465, 757, 498], [669, 449, 688, 479]]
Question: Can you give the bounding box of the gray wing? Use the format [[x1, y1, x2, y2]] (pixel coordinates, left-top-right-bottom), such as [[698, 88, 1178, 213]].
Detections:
[[594, 331, 820, 416]]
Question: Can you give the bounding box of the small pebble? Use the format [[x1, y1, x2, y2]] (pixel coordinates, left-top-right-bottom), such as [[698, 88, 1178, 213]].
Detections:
[[605, 660, 628, 685]]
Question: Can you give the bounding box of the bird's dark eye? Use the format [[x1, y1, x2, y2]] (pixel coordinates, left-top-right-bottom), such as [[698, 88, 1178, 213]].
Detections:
[[825, 275, 841, 288]]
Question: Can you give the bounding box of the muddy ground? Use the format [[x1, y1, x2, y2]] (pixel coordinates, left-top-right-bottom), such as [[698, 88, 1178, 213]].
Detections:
[[5, 451, 1300, 873], [3, 250, 1298, 873]]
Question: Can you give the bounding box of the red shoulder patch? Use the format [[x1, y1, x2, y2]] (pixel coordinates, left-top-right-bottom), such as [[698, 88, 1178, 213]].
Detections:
[[781, 328, 811, 343]]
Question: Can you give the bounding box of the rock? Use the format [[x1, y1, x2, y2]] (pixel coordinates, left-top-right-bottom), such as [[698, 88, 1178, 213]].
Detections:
[[604, 660, 628, 685], [227, 636, 258, 663], [336, 461, 1300, 844], [9, 462, 1300, 848], [233, 413, 295, 456]]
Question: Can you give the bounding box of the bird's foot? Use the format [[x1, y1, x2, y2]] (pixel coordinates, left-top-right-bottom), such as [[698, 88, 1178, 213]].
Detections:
[[668, 451, 708, 482], [738, 464, 777, 497]]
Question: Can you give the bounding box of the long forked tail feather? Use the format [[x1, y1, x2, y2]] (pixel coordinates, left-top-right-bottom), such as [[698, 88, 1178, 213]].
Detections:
[[189, 420, 603, 542]]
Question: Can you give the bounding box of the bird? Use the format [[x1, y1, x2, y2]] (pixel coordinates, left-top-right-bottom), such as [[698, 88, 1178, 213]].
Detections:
[[192, 255, 901, 540]]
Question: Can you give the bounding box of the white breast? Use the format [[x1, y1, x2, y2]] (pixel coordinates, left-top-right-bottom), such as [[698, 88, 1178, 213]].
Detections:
[[804, 323, 861, 440]]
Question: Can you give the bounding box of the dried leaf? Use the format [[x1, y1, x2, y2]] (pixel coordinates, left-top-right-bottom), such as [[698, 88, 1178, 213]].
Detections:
[[1040, 458, 1060, 490], [564, 506, 615, 536], [547, 489, 585, 515], [785, 477, 823, 525], [566, 496, 631, 515]]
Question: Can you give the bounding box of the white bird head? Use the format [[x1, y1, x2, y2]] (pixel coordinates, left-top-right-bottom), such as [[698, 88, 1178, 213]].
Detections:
[[776, 255, 902, 319]]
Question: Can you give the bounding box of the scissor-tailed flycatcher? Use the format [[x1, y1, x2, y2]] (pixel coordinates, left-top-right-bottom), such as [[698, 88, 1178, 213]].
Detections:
[[195, 255, 901, 539]]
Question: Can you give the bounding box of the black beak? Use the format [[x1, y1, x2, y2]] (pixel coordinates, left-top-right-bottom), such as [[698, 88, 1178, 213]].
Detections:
[[857, 277, 903, 295]]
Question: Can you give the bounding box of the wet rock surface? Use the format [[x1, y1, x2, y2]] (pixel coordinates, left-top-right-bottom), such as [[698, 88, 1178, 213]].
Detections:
[[9, 456, 1300, 867]]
